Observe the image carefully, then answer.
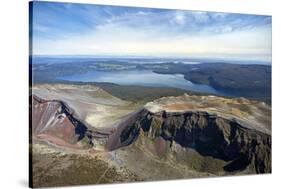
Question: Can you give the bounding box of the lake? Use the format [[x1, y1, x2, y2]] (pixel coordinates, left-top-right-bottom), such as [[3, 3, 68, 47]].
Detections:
[[59, 70, 227, 96]]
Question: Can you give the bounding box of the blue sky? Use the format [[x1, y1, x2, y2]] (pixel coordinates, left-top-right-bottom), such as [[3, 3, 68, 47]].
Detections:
[[31, 1, 272, 62]]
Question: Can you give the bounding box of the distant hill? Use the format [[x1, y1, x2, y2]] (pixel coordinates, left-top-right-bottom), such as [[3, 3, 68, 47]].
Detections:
[[152, 63, 271, 103], [30, 60, 271, 103]]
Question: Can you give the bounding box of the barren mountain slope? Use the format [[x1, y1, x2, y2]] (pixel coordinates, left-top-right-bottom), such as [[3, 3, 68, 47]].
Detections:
[[107, 94, 271, 177], [32, 84, 137, 129], [30, 84, 271, 187]]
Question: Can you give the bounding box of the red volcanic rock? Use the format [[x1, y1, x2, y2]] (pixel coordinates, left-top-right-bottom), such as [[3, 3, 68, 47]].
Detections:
[[31, 95, 92, 148]]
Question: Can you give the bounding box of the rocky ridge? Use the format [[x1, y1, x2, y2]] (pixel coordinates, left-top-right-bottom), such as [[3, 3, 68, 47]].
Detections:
[[31, 85, 271, 174], [31, 95, 111, 149], [106, 95, 271, 173]]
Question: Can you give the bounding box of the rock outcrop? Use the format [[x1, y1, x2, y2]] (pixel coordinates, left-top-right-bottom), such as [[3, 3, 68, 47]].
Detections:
[[31, 88, 271, 174], [31, 95, 110, 149], [106, 95, 271, 174]]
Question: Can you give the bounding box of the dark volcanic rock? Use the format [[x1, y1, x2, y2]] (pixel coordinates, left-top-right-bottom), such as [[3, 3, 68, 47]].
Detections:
[[107, 109, 271, 174]]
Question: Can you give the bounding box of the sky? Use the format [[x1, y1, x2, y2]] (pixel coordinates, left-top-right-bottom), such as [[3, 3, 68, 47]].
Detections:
[[31, 1, 272, 62]]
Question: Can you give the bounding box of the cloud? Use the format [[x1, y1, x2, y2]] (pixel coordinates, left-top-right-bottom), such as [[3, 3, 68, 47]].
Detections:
[[211, 12, 228, 19], [191, 11, 210, 23], [173, 11, 187, 25], [31, 2, 272, 62], [34, 24, 50, 33]]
